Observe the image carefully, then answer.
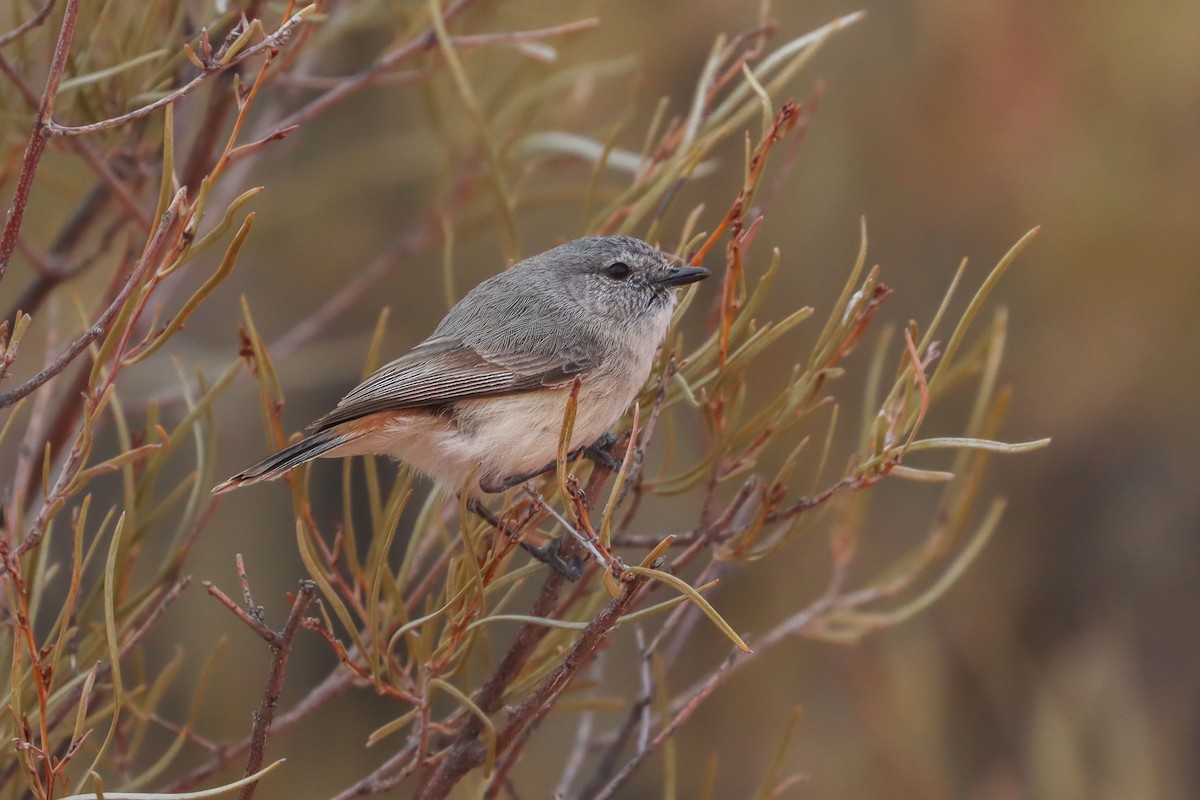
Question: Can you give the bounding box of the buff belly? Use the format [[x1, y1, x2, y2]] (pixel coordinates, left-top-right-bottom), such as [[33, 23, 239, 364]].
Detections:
[[326, 377, 636, 493]]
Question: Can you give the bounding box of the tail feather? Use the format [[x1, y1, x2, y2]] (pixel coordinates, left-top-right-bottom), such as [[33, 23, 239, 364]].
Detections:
[[212, 430, 355, 494]]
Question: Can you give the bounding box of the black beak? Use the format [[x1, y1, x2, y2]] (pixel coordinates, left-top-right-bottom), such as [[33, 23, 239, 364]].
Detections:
[[657, 265, 710, 287]]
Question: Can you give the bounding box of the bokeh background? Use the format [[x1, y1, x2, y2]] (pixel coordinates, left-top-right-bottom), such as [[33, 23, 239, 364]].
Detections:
[[7, 0, 1199, 797]]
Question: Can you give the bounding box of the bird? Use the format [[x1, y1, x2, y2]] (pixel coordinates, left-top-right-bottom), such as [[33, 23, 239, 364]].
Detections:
[[213, 235, 709, 497]]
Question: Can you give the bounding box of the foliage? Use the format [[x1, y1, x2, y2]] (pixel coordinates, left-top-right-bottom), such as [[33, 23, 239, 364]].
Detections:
[[0, 2, 1045, 798]]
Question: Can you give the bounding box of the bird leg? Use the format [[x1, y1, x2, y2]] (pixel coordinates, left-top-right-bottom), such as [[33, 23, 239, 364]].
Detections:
[[478, 432, 623, 494], [465, 496, 583, 581], [581, 431, 623, 471]]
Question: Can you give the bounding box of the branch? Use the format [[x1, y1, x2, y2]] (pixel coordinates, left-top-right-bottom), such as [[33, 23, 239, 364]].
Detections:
[[168, 666, 354, 793], [36, 577, 192, 752], [0, 188, 187, 410], [5, 189, 131, 325], [0, 0, 81, 283], [0, 0, 57, 48], [415, 574, 649, 800], [587, 654, 736, 800], [328, 744, 420, 800], [179, 0, 273, 190], [0, 48, 153, 232], [264, 0, 483, 136], [239, 580, 317, 800], [43, 5, 316, 137]]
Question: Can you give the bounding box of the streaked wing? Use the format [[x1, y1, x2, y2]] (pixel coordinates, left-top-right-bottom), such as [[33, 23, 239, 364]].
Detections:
[[306, 336, 592, 432]]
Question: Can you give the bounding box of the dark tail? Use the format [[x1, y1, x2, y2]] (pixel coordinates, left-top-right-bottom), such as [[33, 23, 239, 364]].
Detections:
[[212, 430, 354, 494]]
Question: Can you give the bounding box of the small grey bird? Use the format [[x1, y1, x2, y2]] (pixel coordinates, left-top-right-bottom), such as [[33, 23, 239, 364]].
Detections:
[[213, 236, 708, 496]]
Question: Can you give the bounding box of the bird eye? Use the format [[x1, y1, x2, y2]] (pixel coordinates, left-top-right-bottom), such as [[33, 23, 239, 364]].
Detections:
[[605, 262, 632, 280]]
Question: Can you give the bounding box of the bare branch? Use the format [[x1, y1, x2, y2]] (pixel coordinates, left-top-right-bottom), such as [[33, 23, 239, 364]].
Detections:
[[169, 666, 354, 793], [0, 0, 57, 48], [239, 580, 317, 800], [264, 0, 483, 135], [416, 574, 649, 800], [588, 654, 736, 800], [0, 0, 81, 283], [44, 5, 316, 138], [0, 189, 187, 410]]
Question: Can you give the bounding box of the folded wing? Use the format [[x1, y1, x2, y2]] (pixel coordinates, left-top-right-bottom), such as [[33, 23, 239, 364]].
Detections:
[[306, 336, 593, 432]]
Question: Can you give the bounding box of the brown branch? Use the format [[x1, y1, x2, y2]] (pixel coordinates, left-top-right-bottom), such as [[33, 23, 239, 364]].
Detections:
[[585, 474, 840, 786], [331, 509, 589, 798], [263, 0, 481, 135], [584, 559, 852, 790], [578, 479, 762, 794], [203, 580, 274, 644], [23, 575, 193, 773], [328, 743, 420, 800], [587, 653, 736, 800], [415, 574, 649, 800], [0, 189, 187, 411], [0, 41, 154, 229], [474, 550, 575, 714], [44, 5, 315, 137], [0, 0, 81, 283], [5, 197, 129, 325], [180, 0, 271, 191], [202, 556, 330, 797], [239, 580, 317, 800], [576, 582, 712, 799], [168, 665, 354, 792], [0, 0, 57, 48]]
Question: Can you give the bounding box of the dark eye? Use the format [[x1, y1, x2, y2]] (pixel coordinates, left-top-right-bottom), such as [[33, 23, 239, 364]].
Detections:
[[605, 262, 632, 281]]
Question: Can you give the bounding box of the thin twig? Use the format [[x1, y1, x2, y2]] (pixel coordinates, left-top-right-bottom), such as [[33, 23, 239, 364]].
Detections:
[[522, 487, 612, 570], [238, 580, 317, 800], [552, 656, 602, 797], [327, 743, 420, 800], [416, 574, 649, 800], [179, 0, 272, 191], [588, 653, 737, 800], [0, 189, 187, 411], [0, 0, 57, 48], [203, 581, 274, 644], [264, 0, 483, 136], [168, 666, 355, 792], [44, 6, 315, 137], [0, 0, 81, 283]]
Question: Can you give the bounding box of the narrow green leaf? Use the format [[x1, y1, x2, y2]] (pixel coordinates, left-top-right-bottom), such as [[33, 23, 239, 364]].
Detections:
[[621, 566, 750, 652]]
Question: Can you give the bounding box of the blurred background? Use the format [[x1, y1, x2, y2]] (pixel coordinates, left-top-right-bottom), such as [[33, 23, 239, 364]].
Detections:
[[7, 0, 1199, 797]]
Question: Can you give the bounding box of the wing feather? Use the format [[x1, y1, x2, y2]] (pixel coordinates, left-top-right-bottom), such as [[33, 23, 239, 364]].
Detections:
[[306, 337, 592, 432]]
